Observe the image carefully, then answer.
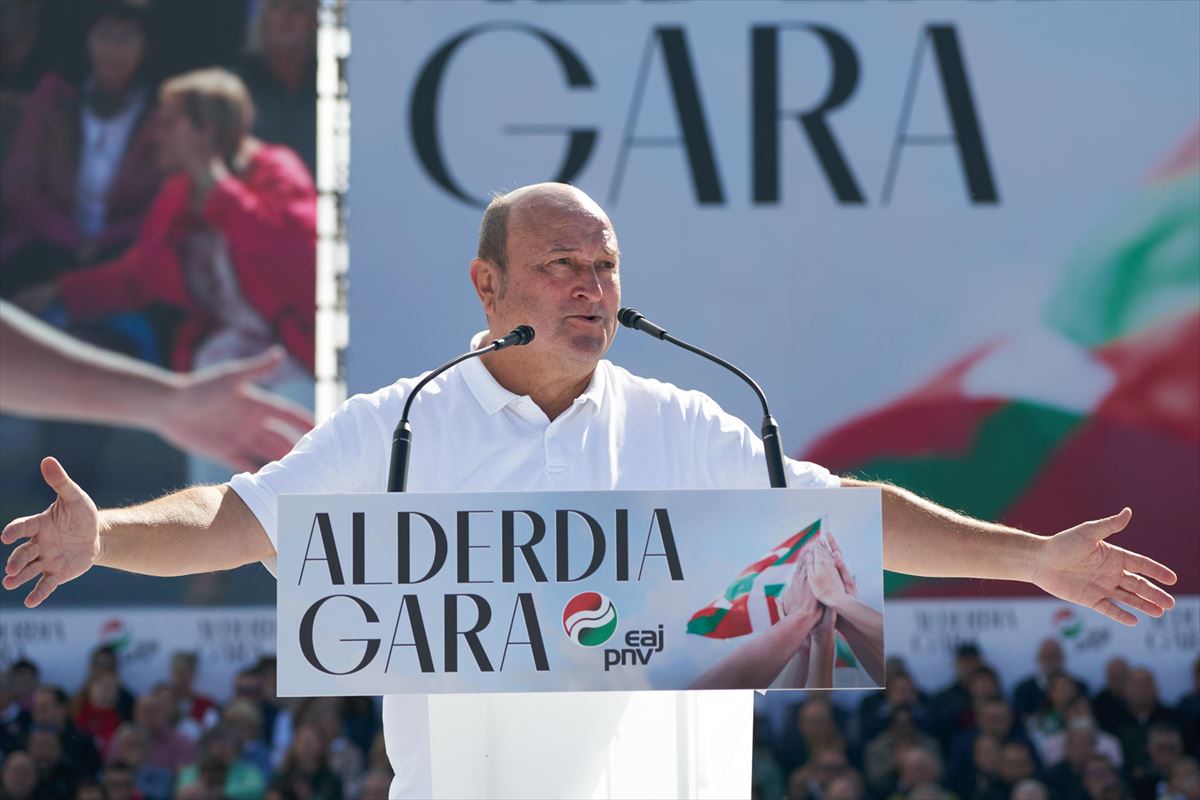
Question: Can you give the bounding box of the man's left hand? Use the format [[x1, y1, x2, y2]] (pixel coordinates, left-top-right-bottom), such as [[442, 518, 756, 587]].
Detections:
[[1031, 508, 1177, 627]]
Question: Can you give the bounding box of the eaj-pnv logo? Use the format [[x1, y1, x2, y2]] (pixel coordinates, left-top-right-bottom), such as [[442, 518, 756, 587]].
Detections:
[[1053, 608, 1083, 640], [562, 592, 618, 647]]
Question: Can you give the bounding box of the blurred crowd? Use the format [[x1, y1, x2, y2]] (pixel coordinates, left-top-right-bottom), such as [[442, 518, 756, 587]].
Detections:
[[0, 648, 393, 800], [753, 641, 1200, 800]]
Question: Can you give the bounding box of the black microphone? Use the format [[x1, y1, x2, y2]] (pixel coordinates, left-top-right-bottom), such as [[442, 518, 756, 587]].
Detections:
[[387, 325, 534, 492], [618, 307, 788, 489]]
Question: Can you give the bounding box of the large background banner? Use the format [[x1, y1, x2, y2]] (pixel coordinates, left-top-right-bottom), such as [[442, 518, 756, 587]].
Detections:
[[346, 0, 1199, 688]]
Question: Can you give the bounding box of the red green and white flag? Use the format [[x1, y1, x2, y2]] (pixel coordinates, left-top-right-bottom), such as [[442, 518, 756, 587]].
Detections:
[[802, 127, 1200, 599], [687, 520, 822, 639], [686, 519, 861, 668]]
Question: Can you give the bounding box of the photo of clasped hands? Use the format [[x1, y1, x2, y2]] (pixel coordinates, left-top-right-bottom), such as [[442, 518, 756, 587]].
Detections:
[[774, 532, 886, 690]]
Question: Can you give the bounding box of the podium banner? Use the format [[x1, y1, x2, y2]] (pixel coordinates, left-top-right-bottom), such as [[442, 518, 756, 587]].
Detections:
[[276, 487, 882, 696]]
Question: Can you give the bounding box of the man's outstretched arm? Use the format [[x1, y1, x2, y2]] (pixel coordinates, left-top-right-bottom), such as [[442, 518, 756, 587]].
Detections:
[[2, 457, 273, 607], [844, 477, 1178, 626]]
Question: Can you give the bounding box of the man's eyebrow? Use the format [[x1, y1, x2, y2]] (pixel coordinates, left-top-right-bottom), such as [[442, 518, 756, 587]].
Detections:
[[545, 244, 620, 259]]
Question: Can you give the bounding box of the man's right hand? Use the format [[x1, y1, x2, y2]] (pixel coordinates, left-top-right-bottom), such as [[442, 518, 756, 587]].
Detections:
[[2, 457, 101, 608]]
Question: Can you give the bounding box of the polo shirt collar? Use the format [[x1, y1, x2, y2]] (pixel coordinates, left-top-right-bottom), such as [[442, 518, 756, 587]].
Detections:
[[461, 331, 607, 416]]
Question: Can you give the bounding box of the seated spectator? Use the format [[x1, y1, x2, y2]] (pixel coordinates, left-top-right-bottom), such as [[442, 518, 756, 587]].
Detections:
[[168, 652, 218, 740], [73, 780, 104, 800], [784, 743, 853, 800], [860, 671, 937, 744], [72, 672, 122, 756], [1080, 754, 1127, 800], [997, 741, 1038, 797], [301, 697, 363, 792], [948, 697, 1029, 791], [1092, 657, 1129, 736], [0, 0, 43, 162], [222, 699, 271, 784], [907, 784, 956, 800], [270, 723, 342, 800], [230, 668, 266, 739], [1043, 723, 1101, 800], [1166, 756, 1199, 800], [1113, 667, 1179, 778], [1038, 696, 1123, 769], [133, 685, 196, 774], [859, 660, 919, 739], [237, 0, 317, 175], [101, 761, 138, 800], [1010, 778, 1051, 800], [174, 725, 265, 800], [340, 697, 378, 764], [778, 696, 847, 775], [0, 751, 37, 800], [27, 728, 76, 800], [863, 706, 942, 798], [1012, 639, 1088, 723], [825, 771, 866, 800], [963, 667, 1005, 728], [249, 657, 290, 760], [17, 686, 99, 778], [932, 642, 986, 742], [84, 645, 135, 721], [752, 716, 785, 800], [1025, 671, 1083, 761], [0, 672, 22, 754], [887, 743, 948, 800], [0, 1, 162, 294], [6, 661, 38, 713], [950, 732, 1005, 800], [106, 722, 172, 800], [1178, 657, 1200, 756], [1129, 722, 1185, 800], [176, 754, 228, 800]]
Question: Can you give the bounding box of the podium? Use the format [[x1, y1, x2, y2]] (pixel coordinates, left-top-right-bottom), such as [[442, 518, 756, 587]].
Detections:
[[276, 488, 882, 798]]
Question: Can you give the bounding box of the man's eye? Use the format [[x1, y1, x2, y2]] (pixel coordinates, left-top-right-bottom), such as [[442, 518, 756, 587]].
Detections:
[[598, 261, 617, 271]]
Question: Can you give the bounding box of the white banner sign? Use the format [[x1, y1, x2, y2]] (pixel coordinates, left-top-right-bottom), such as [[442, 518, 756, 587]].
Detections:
[[0, 606, 275, 702], [276, 488, 882, 696], [884, 596, 1200, 703]]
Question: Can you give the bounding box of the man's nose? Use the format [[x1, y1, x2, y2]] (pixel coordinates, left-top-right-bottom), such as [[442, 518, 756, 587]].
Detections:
[[573, 266, 604, 301]]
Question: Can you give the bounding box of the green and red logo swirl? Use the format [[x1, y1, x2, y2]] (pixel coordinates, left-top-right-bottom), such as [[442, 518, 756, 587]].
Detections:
[[1053, 607, 1083, 640], [562, 592, 618, 647]]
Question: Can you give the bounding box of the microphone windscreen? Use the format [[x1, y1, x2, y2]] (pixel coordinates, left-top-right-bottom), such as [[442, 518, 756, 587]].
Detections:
[[617, 308, 642, 329]]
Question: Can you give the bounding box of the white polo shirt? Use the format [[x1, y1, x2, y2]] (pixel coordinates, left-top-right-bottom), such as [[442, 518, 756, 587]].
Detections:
[[230, 340, 838, 797]]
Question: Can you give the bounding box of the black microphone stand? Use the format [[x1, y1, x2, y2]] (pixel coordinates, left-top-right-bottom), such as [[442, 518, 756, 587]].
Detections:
[[617, 308, 788, 488], [387, 326, 534, 492]]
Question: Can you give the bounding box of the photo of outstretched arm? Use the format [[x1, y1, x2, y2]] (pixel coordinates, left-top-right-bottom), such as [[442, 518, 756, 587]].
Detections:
[[689, 550, 825, 690], [0, 301, 312, 472]]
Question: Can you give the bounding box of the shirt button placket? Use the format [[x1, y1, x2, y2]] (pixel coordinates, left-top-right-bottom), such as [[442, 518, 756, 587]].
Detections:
[[545, 421, 567, 475]]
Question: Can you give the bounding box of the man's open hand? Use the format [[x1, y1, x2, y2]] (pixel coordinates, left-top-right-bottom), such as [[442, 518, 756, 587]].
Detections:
[[1, 457, 101, 607], [1031, 508, 1177, 627]]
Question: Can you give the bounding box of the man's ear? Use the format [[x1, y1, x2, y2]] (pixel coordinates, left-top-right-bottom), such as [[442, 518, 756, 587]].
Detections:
[[470, 257, 499, 317]]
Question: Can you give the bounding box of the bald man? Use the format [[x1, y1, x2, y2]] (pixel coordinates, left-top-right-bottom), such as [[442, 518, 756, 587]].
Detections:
[[2, 183, 1178, 797]]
